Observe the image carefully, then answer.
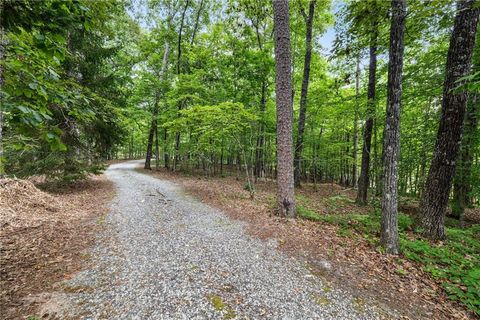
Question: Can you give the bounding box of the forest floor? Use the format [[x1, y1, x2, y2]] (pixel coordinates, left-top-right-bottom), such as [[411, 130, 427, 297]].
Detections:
[[0, 175, 115, 319], [1, 160, 477, 319], [140, 163, 478, 320]]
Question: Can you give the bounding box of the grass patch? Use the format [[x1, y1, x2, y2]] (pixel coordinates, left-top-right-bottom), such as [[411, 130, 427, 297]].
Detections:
[[297, 205, 480, 316]]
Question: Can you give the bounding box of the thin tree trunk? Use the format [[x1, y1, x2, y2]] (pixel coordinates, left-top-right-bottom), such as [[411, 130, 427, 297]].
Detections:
[[255, 81, 267, 180], [144, 107, 156, 170], [419, 0, 480, 239], [164, 128, 169, 169], [381, 0, 406, 255], [177, 0, 189, 74], [145, 42, 169, 169], [155, 121, 160, 170], [273, 0, 296, 218], [356, 26, 378, 205], [352, 55, 360, 188], [173, 1, 190, 171], [294, 0, 316, 188], [190, 0, 204, 46]]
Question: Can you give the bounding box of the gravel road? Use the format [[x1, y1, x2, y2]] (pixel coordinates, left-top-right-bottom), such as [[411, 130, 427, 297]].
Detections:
[[59, 160, 391, 319]]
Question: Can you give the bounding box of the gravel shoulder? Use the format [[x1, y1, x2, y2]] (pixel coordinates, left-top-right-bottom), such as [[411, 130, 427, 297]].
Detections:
[[56, 160, 396, 319]]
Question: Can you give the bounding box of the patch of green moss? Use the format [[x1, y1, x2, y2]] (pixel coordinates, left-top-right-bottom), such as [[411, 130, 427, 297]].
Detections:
[[206, 294, 236, 319]]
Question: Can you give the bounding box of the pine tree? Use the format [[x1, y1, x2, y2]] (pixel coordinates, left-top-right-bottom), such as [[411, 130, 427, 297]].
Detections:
[[273, 0, 296, 217]]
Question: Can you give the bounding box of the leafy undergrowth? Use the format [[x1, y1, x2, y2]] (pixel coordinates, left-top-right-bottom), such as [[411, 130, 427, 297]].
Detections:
[[297, 206, 480, 316]]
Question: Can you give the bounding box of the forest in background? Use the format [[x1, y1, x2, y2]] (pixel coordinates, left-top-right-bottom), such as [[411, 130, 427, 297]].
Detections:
[[1, 0, 480, 314]]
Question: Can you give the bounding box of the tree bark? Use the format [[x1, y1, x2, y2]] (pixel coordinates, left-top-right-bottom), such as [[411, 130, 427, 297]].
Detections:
[[452, 29, 480, 220], [381, 0, 406, 255], [419, 0, 480, 239], [356, 26, 378, 205], [294, 0, 316, 188], [273, 0, 296, 218]]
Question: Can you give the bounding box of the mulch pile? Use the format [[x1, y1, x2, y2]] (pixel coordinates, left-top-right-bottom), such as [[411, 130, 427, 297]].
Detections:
[[0, 175, 114, 320], [0, 179, 65, 232]]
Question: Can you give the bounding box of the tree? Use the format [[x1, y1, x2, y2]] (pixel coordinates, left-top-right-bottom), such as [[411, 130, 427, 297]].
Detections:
[[381, 0, 407, 255], [418, 0, 480, 239], [355, 1, 380, 205], [452, 30, 480, 220], [273, 0, 296, 217], [294, 0, 316, 188], [145, 42, 170, 170]]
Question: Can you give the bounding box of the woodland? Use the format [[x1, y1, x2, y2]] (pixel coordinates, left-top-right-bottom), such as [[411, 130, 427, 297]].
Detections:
[[1, 0, 480, 317]]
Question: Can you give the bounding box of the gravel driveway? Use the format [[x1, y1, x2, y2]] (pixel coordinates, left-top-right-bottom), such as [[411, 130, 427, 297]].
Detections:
[[59, 160, 391, 319]]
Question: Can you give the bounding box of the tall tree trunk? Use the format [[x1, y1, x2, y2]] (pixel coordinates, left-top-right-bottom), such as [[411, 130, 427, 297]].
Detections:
[[252, 16, 268, 181], [294, 0, 316, 188], [452, 93, 479, 220], [173, 0, 190, 171], [273, 0, 296, 218], [452, 30, 480, 220], [145, 42, 169, 169], [352, 55, 360, 187], [356, 26, 378, 205], [381, 0, 406, 255], [255, 80, 267, 180], [419, 0, 480, 239]]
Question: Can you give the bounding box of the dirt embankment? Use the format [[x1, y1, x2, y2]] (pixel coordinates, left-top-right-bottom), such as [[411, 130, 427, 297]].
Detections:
[[0, 175, 115, 320]]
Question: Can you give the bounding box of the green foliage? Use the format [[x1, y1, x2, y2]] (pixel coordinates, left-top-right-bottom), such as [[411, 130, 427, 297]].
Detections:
[[402, 227, 480, 315], [2, 0, 136, 180]]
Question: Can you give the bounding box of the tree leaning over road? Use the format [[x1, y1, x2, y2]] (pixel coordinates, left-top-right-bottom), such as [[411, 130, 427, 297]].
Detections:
[[273, 0, 296, 218]]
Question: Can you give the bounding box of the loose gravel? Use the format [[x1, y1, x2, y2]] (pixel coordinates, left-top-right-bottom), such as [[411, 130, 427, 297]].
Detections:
[[59, 160, 392, 319]]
